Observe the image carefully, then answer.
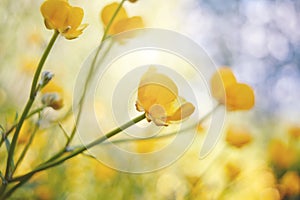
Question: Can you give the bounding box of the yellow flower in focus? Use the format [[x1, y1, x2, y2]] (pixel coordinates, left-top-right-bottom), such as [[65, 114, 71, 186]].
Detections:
[[136, 67, 195, 126], [40, 0, 87, 39], [225, 126, 253, 148], [280, 171, 300, 196], [101, 2, 144, 35], [211, 67, 255, 111], [288, 125, 300, 139], [269, 140, 296, 169]]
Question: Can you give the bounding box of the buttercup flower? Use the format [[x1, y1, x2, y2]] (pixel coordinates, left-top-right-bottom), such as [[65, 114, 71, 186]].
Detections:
[[136, 67, 195, 126], [101, 2, 144, 35], [287, 125, 300, 139], [280, 171, 300, 196], [225, 125, 253, 148], [211, 67, 255, 111], [224, 161, 241, 181], [269, 139, 296, 169], [40, 0, 87, 39]]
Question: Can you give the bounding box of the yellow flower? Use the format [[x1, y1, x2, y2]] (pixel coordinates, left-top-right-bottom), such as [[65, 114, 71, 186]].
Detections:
[[269, 140, 296, 169], [211, 67, 255, 111], [40, 0, 87, 39], [136, 67, 195, 126], [196, 123, 205, 134], [280, 171, 300, 196], [224, 161, 241, 181], [101, 2, 144, 35], [260, 188, 280, 200], [135, 139, 157, 153], [225, 125, 253, 148], [287, 125, 300, 139]]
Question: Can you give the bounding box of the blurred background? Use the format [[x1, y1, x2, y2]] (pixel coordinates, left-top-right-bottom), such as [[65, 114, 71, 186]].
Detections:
[[0, 0, 299, 199]]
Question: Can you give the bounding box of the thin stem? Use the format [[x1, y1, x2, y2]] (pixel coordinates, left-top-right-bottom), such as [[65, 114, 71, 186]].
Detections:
[[11, 113, 146, 183], [4, 30, 59, 181], [13, 122, 39, 174], [0, 106, 46, 147], [1, 177, 31, 200], [63, 0, 126, 151], [108, 104, 221, 145]]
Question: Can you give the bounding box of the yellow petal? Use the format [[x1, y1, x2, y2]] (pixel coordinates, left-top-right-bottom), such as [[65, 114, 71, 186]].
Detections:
[[225, 126, 253, 148], [225, 83, 255, 111], [113, 16, 144, 34], [269, 140, 296, 169], [63, 24, 88, 40], [280, 171, 300, 196], [210, 67, 237, 102], [64, 6, 84, 32], [40, 0, 70, 30], [137, 67, 178, 112], [101, 2, 128, 34], [167, 102, 195, 122]]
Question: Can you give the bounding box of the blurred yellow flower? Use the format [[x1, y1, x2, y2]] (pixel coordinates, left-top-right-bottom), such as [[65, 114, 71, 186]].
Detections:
[[34, 185, 53, 200], [40, 0, 87, 39], [27, 30, 44, 46], [225, 162, 241, 181], [136, 67, 195, 126], [225, 126, 253, 148], [269, 140, 296, 169], [20, 57, 39, 74], [288, 125, 300, 139], [41, 81, 64, 95], [196, 123, 205, 134], [101, 2, 144, 35], [211, 67, 255, 111], [135, 139, 157, 153], [92, 159, 116, 181], [280, 171, 300, 196], [260, 187, 280, 200]]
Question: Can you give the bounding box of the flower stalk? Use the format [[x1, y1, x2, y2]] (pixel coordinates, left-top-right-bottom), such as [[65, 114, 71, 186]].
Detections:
[[1, 30, 59, 194]]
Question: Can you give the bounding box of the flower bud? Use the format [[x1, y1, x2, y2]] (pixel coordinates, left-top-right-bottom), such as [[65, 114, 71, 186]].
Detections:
[[41, 92, 63, 110], [39, 71, 54, 88]]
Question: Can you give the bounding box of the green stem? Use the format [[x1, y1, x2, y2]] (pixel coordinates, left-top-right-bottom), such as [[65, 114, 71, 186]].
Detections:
[[61, 0, 126, 152], [108, 104, 221, 145], [0, 106, 45, 147], [13, 122, 39, 174], [11, 113, 146, 183], [4, 30, 59, 181]]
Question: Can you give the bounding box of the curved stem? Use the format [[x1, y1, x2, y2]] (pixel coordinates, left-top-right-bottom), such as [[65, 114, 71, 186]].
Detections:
[[11, 113, 145, 184], [62, 0, 126, 152], [4, 31, 59, 181], [108, 104, 221, 145], [0, 106, 46, 147]]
